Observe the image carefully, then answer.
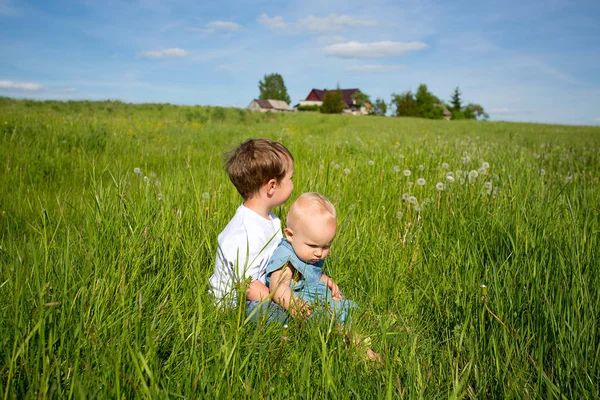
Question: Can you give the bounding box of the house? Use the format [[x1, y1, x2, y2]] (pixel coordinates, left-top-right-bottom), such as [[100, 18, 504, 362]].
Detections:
[[247, 99, 291, 112], [297, 88, 369, 115], [440, 105, 452, 120]]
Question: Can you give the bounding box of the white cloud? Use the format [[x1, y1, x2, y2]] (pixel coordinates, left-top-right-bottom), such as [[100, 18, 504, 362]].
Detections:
[[0, 80, 46, 92], [592, 118, 600, 122], [297, 14, 377, 33], [257, 13, 287, 29], [258, 13, 378, 34], [346, 64, 405, 73], [204, 20, 242, 33], [316, 35, 345, 45], [323, 41, 427, 58], [138, 48, 190, 59]]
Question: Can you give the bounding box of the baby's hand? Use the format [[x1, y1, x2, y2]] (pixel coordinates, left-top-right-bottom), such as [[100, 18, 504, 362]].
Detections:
[[321, 274, 343, 300], [290, 299, 313, 320], [330, 283, 343, 300]]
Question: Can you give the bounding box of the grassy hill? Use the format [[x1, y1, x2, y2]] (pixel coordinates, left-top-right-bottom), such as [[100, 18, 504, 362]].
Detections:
[[1, 98, 599, 398]]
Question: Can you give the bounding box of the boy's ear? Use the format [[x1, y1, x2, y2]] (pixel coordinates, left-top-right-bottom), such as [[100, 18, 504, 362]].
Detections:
[[284, 227, 294, 242], [266, 178, 278, 197]]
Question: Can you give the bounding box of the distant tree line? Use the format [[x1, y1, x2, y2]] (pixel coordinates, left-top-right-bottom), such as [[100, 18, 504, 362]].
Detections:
[[258, 73, 487, 120], [390, 85, 488, 120], [317, 85, 487, 120]]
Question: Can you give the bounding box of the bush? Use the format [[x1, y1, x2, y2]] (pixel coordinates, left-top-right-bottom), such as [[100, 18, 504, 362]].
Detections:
[[296, 105, 321, 112], [320, 89, 345, 114]]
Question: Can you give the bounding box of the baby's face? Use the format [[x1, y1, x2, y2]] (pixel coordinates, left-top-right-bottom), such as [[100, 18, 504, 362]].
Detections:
[[285, 216, 336, 264]]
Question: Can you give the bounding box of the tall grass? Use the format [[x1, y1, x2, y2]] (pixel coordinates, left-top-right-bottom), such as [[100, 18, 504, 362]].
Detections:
[[1, 98, 599, 398]]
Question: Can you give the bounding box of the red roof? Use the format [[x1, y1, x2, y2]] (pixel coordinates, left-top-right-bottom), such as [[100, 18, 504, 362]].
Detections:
[[306, 88, 360, 107]]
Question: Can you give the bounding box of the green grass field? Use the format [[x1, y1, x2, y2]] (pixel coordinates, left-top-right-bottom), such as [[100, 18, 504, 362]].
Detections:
[[1, 97, 599, 398]]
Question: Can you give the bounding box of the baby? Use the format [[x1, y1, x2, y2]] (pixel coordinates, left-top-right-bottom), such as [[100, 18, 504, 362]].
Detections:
[[266, 193, 380, 361], [266, 192, 356, 323]]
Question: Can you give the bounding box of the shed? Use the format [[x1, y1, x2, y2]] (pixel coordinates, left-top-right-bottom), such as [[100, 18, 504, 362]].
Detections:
[[247, 99, 291, 112]]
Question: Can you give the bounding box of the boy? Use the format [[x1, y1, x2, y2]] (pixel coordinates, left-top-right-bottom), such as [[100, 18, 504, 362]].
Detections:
[[208, 139, 294, 320]]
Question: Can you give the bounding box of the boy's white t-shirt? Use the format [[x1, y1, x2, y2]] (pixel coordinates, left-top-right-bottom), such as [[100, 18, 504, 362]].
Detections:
[[209, 204, 283, 306]]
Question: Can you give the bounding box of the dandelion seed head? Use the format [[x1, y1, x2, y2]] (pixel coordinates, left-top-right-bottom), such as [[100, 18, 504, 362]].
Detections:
[[134, 167, 142, 176], [334, 164, 340, 170], [408, 196, 417, 204], [143, 176, 150, 183], [418, 164, 425, 171], [478, 166, 487, 175], [417, 178, 426, 186], [150, 172, 157, 178], [436, 182, 445, 191], [157, 193, 163, 201], [396, 211, 404, 220], [482, 162, 490, 169], [403, 170, 411, 177], [564, 175, 573, 183], [368, 160, 375, 166], [484, 181, 493, 195], [393, 165, 401, 173], [413, 205, 421, 213], [539, 169, 546, 176], [446, 175, 455, 183], [468, 170, 479, 184], [441, 162, 449, 169], [408, 181, 414, 187], [343, 168, 350, 175], [155, 180, 161, 188], [402, 193, 409, 201], [202, 192, 210, 200]]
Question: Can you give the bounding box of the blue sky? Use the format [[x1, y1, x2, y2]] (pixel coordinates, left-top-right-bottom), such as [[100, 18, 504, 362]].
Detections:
[[1, 0, 599, 125]]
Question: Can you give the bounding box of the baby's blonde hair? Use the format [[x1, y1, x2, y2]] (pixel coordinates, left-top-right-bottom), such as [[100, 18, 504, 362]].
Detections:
[[287, 192, 336, 230]]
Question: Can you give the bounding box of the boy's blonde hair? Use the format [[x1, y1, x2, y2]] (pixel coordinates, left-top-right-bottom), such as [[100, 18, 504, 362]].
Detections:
[[225, 139, 293, 200], [287, 192, 336, 229]]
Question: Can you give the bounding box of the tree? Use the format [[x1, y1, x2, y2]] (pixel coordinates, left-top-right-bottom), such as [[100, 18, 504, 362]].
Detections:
[[415, 84, 444, 119], [450, 87, 462, 112], [373, 98, 387, 116], [464, 103, 489, 120], [258, 73, 291, 104], [391, 91, 419, 117], [320, 87, 345, 114], [392, 84, 487, 121], [449, 88, 488, 120], [351, 90, 371, 107]]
